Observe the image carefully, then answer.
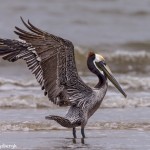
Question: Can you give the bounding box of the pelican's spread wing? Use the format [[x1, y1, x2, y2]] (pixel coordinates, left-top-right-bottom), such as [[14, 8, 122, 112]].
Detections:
[[12, 18, 92, 107]]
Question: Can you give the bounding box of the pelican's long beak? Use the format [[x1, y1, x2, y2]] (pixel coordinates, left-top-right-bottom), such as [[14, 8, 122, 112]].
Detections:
[[96, 61, 127, 98]]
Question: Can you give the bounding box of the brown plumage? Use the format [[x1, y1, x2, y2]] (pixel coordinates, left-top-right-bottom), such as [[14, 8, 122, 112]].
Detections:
[[0, 17, 126, 139]]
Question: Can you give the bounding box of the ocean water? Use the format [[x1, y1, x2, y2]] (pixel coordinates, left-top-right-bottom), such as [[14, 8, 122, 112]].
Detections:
[[0, 0, 150, 149]]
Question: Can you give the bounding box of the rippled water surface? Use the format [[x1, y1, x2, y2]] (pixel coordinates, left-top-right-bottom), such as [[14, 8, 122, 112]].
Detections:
[[0, 0, 150, 150]]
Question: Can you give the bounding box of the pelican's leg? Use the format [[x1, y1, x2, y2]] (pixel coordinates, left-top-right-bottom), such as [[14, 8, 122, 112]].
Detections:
[[81, 138, 85, 144], [72, 138, 76, 144], [73, 127, 76, 138], [81, 127, 85, 138]]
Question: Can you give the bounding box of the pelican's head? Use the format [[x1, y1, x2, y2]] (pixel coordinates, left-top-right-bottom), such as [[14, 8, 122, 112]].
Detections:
[[88, 52, 127, 98]]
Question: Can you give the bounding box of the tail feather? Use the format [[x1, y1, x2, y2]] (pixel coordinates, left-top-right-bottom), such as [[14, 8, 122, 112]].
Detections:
[[45, 115, 74, 128], [45, 115, 81, 128]]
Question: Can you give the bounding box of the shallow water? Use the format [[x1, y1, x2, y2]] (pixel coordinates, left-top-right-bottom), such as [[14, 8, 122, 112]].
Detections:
[[1, 130, 150, 150], [0, 108, 150, 150], [0, 108, 150, 131], [0, 0, 150, 150]]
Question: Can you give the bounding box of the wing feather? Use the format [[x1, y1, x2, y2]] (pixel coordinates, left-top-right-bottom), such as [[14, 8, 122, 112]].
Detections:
[[0, 39, 44, 89], [1, 18, 93, 108], [14, 18, 93, 107]]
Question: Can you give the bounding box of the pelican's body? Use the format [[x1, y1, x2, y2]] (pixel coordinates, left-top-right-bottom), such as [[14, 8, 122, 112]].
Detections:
[[0, 18, 126, 139], [50, 82, 108, 137]]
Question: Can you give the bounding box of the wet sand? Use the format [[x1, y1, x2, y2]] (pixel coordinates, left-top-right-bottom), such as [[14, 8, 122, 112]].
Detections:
[[1, 130, 150, 150]]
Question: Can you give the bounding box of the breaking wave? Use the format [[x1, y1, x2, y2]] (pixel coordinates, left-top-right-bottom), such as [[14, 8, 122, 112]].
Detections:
[[0, 48, 150, 109], [0, 93, 149, 108], [75, 47, 150, 73], [105, 50, 150, 64], [0, 77, 38, 88], [1, 48, 150, 74], [75, 47, 150, 64], [102, 94, 150, 108], [84, 75, 150, 91], [0, 95, 52, 108], [0, 74, 150, 108], [0, 121, 150, 131], [1, 74, 150, 91]]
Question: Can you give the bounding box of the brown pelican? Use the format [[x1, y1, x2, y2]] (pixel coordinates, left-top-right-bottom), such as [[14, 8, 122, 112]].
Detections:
[[0, 18, 127, 139]]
